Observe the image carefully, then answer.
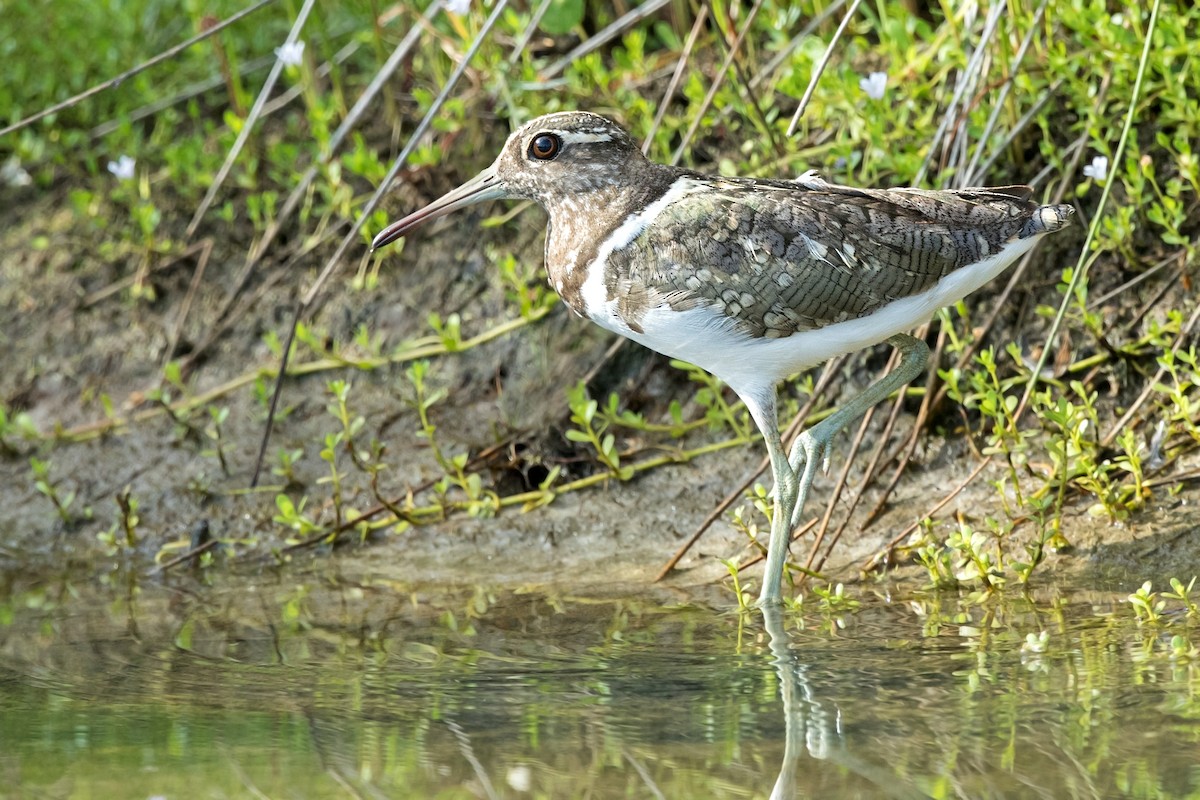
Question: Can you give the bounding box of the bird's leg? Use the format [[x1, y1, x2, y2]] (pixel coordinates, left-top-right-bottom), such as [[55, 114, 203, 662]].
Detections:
[[760, 429, 799, 606], [740, 387, 798, 606], [739, 334, 928, 605], [787, 333, 930, 528]]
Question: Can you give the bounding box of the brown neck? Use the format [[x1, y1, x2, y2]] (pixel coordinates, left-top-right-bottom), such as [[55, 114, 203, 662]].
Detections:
[[541, 163, 683, 314]]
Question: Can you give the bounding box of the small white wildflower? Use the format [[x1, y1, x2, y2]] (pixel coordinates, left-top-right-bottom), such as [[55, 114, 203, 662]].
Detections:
[[859, 71, 887, 100], [1, 156, 32, 187], [506, 765, 531, 792], [107, 154, 136, 181], [1147, 418, 1167, 470], [445, 0, 470, 14], [274, 40, 305, 67], [1083, 154, 1108, 182], [1111, 12, 1125, 26]]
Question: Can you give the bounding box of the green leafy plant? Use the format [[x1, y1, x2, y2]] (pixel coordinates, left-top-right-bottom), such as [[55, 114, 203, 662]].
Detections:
[[565, 382, 633, 481], [1127, 581, 1166, 626], [31, 457, 82, 525], [406, 361, 498, 516], [97, 487, 140, 556]]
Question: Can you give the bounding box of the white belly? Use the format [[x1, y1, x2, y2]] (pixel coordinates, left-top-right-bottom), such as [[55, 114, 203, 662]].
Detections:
[[581, 233, 1040, 399]]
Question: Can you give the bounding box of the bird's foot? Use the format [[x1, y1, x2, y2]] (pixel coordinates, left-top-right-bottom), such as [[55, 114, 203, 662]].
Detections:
[[786, 426, 835, 529], [788, 425, 834, 479]]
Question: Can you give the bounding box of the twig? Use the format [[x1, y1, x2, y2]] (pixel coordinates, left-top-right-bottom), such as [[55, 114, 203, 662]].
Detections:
[[251, 0, 510, 485], [1101, 299, 1200, 447], [862, 456, 994, 572], [965, 80, 1061, 185], [802, 392, 879, 576], [746, 0, 845, 92], [784, 0, 862, 137], [80, 240, 209, 307], [0, 0, 278, 138], [185, 0, 318, 238], [1089, 251, 1180, 310], [162, 238, 213, 365], [541, 0, 673, 79], [177, 247, 302, 380], [178, 3, 439, 374], [861, 323, 943, 528], [913, 0, 1006, 185], [1015, 0, 1162, 422], [282, 437, 752, 557], [149, 538, 219, 575], [508, 0, 554, 64], [1121, 263, 1184, 334], [259, 39, 363, 117], [89, 53, 274, 138], [961, 0, 1050, 185], [644, 5, 709, 156], [53, 306, 549, 444], [811, 327, 945, 575], [671, 0, 767, 165]]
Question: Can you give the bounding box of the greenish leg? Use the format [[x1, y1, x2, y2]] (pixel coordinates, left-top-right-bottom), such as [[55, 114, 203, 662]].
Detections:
[[759, 418, 799, 606], [787, 333, 930, 528], [740, 388, 798, 607], [743, 333, 928, 606]]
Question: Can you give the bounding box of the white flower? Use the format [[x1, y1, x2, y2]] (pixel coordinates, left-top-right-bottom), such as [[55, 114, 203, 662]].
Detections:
[[107, 154, 136, 181], [506, 765, 531, 792], [275, 40, 305, 67], [859, 71, 887, 100], [1147, 418, 1167, 470], [1, 156, 32, 187], [445, 0, 470, 14], [1083, 154, 1108, 182]]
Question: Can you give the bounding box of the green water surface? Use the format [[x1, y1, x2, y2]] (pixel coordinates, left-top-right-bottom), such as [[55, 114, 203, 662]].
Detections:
[[2, 570, 1198, 799]]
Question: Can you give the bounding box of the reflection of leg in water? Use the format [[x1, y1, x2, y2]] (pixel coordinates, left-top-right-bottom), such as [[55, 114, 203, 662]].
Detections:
[[445, 717, 501, 800], [761, 604, 826, 800], [759, 606, 928, 800]]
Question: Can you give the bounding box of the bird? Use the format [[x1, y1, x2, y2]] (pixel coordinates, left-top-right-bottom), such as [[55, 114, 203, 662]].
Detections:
[[372, 111, 1074, 606]]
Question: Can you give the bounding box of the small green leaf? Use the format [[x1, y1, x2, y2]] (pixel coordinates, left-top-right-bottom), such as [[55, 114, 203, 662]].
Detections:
[[541, 0, 584, 35]]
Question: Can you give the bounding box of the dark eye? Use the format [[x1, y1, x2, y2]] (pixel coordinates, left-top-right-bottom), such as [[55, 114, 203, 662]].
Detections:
[[528, 133, 561, 161]]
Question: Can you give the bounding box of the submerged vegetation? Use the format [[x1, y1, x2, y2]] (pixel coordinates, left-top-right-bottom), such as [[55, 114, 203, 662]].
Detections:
[[3, 571, 1200, 797], [1, 0, 1198, 610]]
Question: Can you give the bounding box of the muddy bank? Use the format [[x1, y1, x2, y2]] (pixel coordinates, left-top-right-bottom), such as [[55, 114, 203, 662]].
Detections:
[[2, 158, 1198, 598]]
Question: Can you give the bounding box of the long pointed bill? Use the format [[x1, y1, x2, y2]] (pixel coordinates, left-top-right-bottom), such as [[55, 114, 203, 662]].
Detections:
[[371, 167, 506, 250]]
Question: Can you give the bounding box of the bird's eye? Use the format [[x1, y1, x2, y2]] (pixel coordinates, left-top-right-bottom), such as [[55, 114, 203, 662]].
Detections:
[[528, 133, 561, 161]]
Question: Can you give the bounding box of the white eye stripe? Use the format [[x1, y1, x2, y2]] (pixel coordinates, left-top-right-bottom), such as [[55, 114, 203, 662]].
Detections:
[[555, 131, 615, 144]]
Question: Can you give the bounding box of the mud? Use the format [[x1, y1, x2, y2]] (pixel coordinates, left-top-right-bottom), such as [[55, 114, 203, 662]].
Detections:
[[2, 166, 1198, 597]]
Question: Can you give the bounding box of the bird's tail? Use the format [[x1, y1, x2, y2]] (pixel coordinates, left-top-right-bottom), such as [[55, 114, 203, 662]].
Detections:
[[1020, 204, 1075, 238]]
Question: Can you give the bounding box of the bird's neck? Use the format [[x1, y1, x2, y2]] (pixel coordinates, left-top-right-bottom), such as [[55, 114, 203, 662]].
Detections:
[[542, 163, 684, 315]]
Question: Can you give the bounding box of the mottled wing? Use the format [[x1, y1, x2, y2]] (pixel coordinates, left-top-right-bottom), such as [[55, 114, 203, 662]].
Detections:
[[603, 178, 1048, 338]]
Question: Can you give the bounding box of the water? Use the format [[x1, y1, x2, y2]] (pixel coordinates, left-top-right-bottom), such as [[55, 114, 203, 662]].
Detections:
[[2, 570, 1198, 798]]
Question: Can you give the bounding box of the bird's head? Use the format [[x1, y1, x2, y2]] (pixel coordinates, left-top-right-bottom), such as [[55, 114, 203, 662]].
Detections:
[[372, 111, 643, 249]]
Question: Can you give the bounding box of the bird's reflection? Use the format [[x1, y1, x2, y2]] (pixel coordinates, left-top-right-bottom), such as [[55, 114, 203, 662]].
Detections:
[[759, 604, 928, 800]]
